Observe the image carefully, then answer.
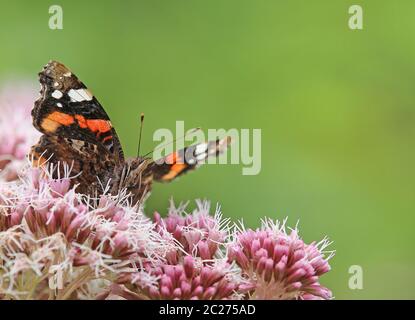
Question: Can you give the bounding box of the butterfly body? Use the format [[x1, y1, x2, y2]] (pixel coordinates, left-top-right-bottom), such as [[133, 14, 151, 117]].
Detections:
[[30, 61, 229, 204]]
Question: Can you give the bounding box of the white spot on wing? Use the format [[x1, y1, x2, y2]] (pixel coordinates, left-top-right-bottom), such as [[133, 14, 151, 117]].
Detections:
[[56, 103, 63, 108], [195, 143, 208, 155], [68, 89, 93, 102], [52, 90, 63, 99], [196, 153, 207, 161]]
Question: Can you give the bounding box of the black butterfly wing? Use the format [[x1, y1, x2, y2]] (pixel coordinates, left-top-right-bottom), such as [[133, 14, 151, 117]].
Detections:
[[151, 137, 231, 182], [31, 60, 124, 164]]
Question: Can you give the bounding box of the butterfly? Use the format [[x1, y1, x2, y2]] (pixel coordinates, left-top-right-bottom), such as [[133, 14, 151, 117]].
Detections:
[[30, 61, 230, 204]]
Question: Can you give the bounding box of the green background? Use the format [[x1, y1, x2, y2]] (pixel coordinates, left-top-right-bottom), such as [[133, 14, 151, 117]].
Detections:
[[1, 0, 414, 299]]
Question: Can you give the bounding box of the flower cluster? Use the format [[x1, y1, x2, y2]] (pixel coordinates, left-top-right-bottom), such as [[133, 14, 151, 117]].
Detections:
[[228, 220, 334, 299], [0, 82, 334, 300], [127, 202, 254, 300], [0, 82, 40, 182], [0, 165, 172, 299], [106, 202, 334, 300], [0, 167, 334, 301]]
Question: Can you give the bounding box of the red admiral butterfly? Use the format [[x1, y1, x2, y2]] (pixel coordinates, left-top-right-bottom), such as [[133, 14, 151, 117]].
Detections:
[[30, 61, 230, 204]]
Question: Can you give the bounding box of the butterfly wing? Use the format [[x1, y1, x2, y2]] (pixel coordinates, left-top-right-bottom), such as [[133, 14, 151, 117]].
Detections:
[[151, 136, 231, 182], [31, 135, 116, 196], [30, 61, 123, 195], [110, 137, 231, 205], [31, 60, 124, 163]]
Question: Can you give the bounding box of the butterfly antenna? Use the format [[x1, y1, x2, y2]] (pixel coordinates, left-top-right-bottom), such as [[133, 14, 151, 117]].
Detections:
[[137, 113, 145, 157], [142, 127, 202, 158]]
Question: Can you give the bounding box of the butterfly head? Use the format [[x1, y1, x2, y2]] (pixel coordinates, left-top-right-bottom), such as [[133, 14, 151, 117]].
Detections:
[[111, 157, 154, 205]]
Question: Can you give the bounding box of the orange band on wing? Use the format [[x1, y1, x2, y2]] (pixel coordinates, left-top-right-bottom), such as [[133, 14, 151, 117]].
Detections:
[[161, 151, 187, 181], [161, 164, 187, 181], [165, 152, 185, 165], [75, 115, 112, 135], [41, 111, 75, 132], [75, 115, 111, 133], [75, 115, 88, 128], [172, 163, 187, 173], [86, 119, 112, 133], [102, 135, 113, 143], [48, 111, 75, 125]]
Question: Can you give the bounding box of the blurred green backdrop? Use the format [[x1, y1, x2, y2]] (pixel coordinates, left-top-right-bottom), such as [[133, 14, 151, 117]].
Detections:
[[1, 0, 414, 299]]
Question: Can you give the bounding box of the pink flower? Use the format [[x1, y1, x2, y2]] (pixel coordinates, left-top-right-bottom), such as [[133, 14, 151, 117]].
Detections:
[[228, 219, 334, 300], [0, 164, 171, 299], [154, 200, 229, 262], [0, 82, 40, 181], [122, 201, 253, 300], [141, 255, 251, 300]]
